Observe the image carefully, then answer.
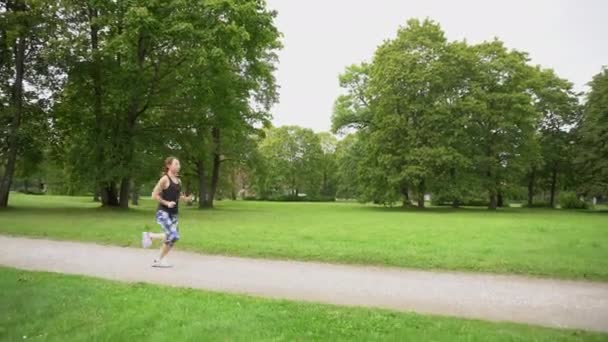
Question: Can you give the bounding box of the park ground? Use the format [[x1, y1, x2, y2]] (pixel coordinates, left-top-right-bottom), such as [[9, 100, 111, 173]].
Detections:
[[1, 194, 607, 340]]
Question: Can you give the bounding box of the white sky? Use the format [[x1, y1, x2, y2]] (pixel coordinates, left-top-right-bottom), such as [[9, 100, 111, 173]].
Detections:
[[265, 0, 608, 132]]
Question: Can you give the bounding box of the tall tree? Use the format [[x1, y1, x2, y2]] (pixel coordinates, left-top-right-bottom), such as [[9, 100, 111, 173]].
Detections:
[[530, 68, 580, 207], [332, 63, 373, 134], [317, 132, 338, 198], [331, 64, 392, 204], [576, 67, 608, 197], [52, 0, 280, 208], [161, 0, 280, 209], [255, 126, 323, 199], [0, 0, 58, 207], [367, 19, 469, 208], [464, 41, 539, 209], [334, 133, 364, 200]]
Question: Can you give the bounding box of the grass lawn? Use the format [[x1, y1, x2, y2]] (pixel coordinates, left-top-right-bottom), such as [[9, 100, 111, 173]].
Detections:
[[0, 268, 605, 341], [1, 193, 607, 280]]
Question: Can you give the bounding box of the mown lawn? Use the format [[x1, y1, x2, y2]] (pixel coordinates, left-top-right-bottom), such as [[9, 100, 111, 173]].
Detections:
[[0, 267, 604, 341], [1, 193, 607, 280]]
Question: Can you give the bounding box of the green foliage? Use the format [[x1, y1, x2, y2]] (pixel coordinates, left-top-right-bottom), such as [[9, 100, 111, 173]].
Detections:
[[524, 202, 553, 208], [253, 126, 325, 199], [28, 0, 281, 207], [317, 132, 338, 198], [331, 63, 373, 133], [575, 68, 608, 197], [431, 195, 487, 207], [245, 194, 336, 202], [334, 134, 363, 199], [559, 192, 589, 210], [5, 5, 606, 211], [523, 67, 581, 207], [367, 19, 467, 207], [0, 0, 61, 206], [330, 19, 589, 210]]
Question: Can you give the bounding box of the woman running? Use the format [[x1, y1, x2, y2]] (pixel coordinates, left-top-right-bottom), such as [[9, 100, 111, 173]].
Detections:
[[142, 156, 189, 267]]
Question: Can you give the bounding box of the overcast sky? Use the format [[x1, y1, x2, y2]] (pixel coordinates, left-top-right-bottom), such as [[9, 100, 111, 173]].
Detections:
[[265, 0, 608, 132]]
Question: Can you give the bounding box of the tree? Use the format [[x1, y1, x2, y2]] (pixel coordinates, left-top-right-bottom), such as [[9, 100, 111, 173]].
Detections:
[[160, 0, 280, 209], [334, 133, 363, 199], [52, 0, 280, 209], [332, 63, 373, 134], [576, 67, 608, 197], [332, 20, 551, 210], [317, 132, 338, 198], [464, 41, 539, 209], [331, 63, 391, 204], [52, 0, 192, 207], [528, 68, 580, 207], [0, 0, 59, 207], [367, 19, 470, 208], [255, 126, 323, 199]]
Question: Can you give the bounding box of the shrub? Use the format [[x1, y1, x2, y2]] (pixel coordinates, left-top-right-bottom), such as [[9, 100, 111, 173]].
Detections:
[[430, 194, 459, 206], [524, 202, 553, 208], [431, 195, 490, 207], [17, 190, 44, 195], [559, 192, 588, 209], [243, 195, 336, 202]]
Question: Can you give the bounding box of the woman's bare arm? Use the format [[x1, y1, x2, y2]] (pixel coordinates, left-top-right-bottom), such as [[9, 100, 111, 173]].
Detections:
[[152, 176, 174, 207]]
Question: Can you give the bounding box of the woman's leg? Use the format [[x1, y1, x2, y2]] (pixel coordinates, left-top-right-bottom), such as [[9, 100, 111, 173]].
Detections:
[[142, 231, 164, 248], [159, 242, 172, 260], [149, 233, 164, 240], [153, 213, 178, 266]]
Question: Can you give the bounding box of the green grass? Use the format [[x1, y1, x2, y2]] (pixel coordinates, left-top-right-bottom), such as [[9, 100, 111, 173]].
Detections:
[[0, 267, 604, 341], [1, 193, 607, 280]]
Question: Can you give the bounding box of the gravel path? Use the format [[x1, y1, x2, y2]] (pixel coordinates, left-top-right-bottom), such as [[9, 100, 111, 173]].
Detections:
[[2, 235, 607, 332]]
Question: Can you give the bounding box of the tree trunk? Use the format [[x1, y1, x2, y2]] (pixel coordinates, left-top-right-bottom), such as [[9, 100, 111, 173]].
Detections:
[[549, 166, 558, 208], [497, 192, 504, 207], [527, 169, 535, 207], [117, 33, 146, 209], [0, 22, 26, 208], [449, 168, 459, 208], [417, 179, 425, 209], [89, 6, 106, 207], [487, 166, 497, 210], [204, 127, 221, 208], [197, 160, 210, 209], [131, 181, 139, 206], [100, 181, 121, 206], [400, 185, 410, 207], [207, 155, 220, 207], [417, 193, 425, 208], [321, 168, 328, 196], [101, 182, 119, 207], [230, 168, 237, 200], [118, 177, 130, 208], [488, 190, 497, 210]]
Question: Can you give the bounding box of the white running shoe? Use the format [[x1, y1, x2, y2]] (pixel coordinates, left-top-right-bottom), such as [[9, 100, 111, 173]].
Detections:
[[142, 232, 152, 249], [152, 258, 172, 268]]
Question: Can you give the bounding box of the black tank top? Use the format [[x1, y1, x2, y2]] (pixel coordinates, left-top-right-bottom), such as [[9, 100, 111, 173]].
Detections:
[[159, 174, 180, 215]]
